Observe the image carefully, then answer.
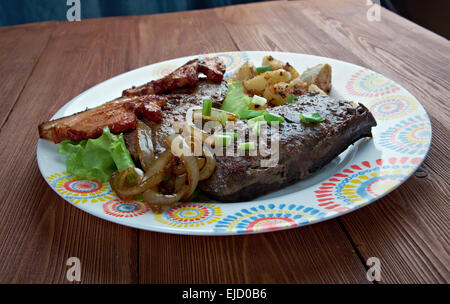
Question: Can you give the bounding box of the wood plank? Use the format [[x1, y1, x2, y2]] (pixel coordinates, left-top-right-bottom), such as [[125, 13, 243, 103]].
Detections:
[[140, 221, 370, 284], [138, 7, 368, 284], [0, 17, 144, 283], [215, 1, 356, 60], [0, 21, 57, 129], [134, 9, 239, 67], [338, 170, 450, 283], [216, 0, 449, 283]]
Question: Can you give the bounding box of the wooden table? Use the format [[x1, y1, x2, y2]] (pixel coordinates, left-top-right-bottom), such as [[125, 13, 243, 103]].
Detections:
[[0, 0, 448, 284]]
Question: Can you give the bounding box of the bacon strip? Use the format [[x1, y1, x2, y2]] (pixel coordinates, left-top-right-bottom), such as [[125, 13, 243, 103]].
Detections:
[[199, 57, 226, 83], [39, 96, 167, 143]]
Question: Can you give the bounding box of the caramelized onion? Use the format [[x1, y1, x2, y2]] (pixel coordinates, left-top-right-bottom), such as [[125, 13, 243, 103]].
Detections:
[[110, 150, 172, 198], [185, 108, 210, 143], [172, 159, 186, 175], [111, 167, 144, 200], [184, 123, 210, 144], [172, 157, 205, 176], [174, 174, 187, 192], [199, 145, 216, 181], [142, 149, 172, 178], [181, 150, 199, 200], [142, 185, 189, 206], [110, 107, 219, 210], [136, 120, 155, 171], [166, 134, 199, 200], [193, 112, 222, 124], [197, 157, 206, 170]]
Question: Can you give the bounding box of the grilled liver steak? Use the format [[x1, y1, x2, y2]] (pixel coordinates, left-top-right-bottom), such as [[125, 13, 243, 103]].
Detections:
[[125, 82, 376, 203], [199, 93, 377, 202]]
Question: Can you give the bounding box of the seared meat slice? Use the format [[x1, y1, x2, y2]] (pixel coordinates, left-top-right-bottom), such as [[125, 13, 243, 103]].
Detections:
[[122, 59, 199, 97], [122, 58, 226, 97], [198, 57, 226, 83], [129, 95, 167, 122], [39, 95, 167, 144], [199, 93, 377, 202], [151, 59, 200, 95]]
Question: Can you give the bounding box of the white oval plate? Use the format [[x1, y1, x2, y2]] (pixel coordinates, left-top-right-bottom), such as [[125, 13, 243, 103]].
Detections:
[[37, 51, 432, 235]]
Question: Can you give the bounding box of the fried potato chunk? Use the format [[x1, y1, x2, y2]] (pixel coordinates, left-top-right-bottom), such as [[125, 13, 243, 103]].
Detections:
[[262, 55, 285, 70], [308, 84, 328, 96], [299, 63, 332, 94], [229, 61, 257, 82], [264, 82, 294, 106], [244, 69, 291, 95]]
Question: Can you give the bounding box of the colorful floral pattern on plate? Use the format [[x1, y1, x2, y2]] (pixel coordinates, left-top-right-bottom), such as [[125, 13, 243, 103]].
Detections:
[[378, 115, 431, 155], [346, 68, 401, 98], [366, 95, 419, 121], [213, 204, 326, 234], [154, 203, 222, 228], [314, 157, 421, 213], [46, 172, 115, 204], [103, 199, 150, 218]]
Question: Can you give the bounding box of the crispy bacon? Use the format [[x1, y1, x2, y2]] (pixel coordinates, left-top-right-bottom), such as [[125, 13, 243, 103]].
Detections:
[[199, 57, 226, 83], [152, 59, 199, 95], [130, 95, 167, 123], [39, 96, 167, 144]]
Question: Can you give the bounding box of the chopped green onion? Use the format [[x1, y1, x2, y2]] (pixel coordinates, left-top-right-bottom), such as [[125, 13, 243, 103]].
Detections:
[[239, 110, 268, 119], [202, 99, 212, 116], [251, 121, 267, 136], [300, 112, 324, 123], [256, 65, 271, 74], [251, 95, 267, 106], [221, 132, 238, 140], [286, 94, 296, 104], [239, 142, 256, 151], [163, 175, 170, 181], [248, 115, 266, 127], [264, 112, 285, 125], [214, 133, 234, 146]]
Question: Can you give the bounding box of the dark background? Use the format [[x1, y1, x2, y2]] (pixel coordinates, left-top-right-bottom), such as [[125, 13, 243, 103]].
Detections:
[[0, 0, 448, 39]]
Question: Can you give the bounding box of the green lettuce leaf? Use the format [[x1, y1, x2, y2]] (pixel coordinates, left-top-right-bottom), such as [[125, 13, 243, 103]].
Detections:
[[220, 81, 251, 116], [58, 126, 135, 182]]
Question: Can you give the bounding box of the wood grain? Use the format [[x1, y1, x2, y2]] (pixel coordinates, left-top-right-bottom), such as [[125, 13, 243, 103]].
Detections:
[[135, 9, 239, 67], [0, 18, 143, 283], [0, 0, 448, 284], [0, 21, 56, 129], [140, 221, 369, 284], [339, 171, 450, 283]]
